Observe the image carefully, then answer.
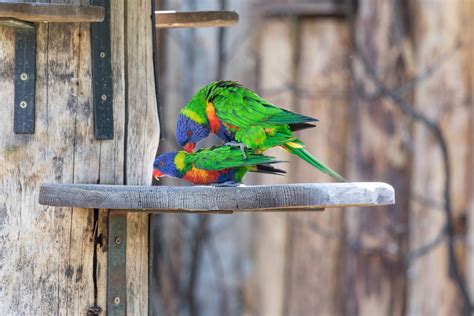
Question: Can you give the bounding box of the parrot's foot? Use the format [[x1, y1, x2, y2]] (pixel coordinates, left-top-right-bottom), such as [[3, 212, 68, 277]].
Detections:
[[224, 141, 247, 159], [212, 181, 241, 187]]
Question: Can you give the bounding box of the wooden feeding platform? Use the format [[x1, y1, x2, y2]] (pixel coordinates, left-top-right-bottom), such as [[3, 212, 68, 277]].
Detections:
[[38, 181, 394, 314], [39, 182, 395, 213]]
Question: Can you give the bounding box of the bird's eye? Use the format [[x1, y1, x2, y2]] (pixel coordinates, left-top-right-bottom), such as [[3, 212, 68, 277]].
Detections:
[[187, 130, 193, 137], [159, 161, 165, 167]]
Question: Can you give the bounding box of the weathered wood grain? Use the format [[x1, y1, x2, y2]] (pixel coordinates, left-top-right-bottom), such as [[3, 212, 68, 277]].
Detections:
[[39, 182, 394, 212], [407, 1, 472, 315], [249, 18, 295, 316], [246, 18, 295, 315], [0, 0, 106, 313], [0, 2, 104, 23], [346, 0, 412, 314], [0, 0, 158, 314], [125, 0, 160, 314], [156, 11, 238, 28], [284, 18, 350, 316]]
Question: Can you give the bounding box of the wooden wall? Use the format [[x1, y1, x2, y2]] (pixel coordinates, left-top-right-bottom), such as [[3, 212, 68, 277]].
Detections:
[[0, 0, 159, 314], [153, 0, 474, 315]]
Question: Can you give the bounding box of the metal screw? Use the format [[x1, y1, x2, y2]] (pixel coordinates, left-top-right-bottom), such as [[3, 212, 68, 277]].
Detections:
[[20, 73, 28, 81], [114, 297, 120, 305], [19, 101, 27, 108], [114, 236, 121, 245], [101, 94, 107, 101], [100, 52, 106, 58]]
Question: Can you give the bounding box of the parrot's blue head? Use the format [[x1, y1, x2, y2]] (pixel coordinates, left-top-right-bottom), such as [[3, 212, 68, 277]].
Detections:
[[176, 113, 210, 152], [153, 151, 183, 180]]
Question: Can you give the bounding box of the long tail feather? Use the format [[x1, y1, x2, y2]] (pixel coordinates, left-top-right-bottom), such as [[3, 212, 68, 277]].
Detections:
[[289, 122, 317, 132], [283, 144, 346, 181], [252, 164, 286, 176]]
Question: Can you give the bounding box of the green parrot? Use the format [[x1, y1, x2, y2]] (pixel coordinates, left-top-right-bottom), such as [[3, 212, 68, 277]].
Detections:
[[176, 80, 345, 181], [153, 145, 285, 185]]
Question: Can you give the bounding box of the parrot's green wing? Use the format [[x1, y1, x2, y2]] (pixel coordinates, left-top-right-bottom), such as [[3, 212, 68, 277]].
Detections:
[[190, 146, 278, 171], [208, 81, 317, 128]]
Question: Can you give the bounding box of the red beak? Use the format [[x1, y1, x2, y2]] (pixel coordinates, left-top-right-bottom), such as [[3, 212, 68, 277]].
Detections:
[[183, 142, 196, 153], [153, 169, 163, 181]]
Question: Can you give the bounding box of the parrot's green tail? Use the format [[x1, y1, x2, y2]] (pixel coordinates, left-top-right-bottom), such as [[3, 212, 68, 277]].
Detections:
[[283, 143, 346, 182]]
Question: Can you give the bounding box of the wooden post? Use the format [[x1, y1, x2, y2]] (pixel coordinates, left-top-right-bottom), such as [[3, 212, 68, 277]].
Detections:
[[0, 0, 159, 314], [346, 0, 412, 314], [408, 1, 473, 314], [250, 17, 295, 316], [284, 17, 350, 316]]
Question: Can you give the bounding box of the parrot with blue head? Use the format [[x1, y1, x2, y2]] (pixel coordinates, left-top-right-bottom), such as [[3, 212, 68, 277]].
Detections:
[[153, 145, 285, 185], [175, 80, 345, 181]]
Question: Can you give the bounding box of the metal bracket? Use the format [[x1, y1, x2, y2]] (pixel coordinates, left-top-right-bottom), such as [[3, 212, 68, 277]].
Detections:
[[91, 0, 114, 140], [107, 211, 127, 316], [14, 22, 36, 134], [0, 19, 37, 134]]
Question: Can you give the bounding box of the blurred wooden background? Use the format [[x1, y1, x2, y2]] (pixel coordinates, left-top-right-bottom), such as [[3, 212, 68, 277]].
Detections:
[[151, 0, 473, 315]]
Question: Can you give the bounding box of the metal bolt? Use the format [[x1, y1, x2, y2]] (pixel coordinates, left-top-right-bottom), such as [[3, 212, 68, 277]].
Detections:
[[20, 73, 28, 81], [114, 236, 121, 245], [100, 52, 106, 58], [114, 297, 120, 305], [101, 94, 107, 101], [19, 101, 27, 108]]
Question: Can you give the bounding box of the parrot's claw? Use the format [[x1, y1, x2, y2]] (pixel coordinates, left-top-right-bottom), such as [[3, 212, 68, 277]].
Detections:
[[224, 141, 247, 159], [212, 181, 241, 187]]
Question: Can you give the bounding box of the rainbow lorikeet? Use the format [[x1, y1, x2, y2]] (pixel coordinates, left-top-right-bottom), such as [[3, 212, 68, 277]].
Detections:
[[176, 80, 345, 181], [153, 145, 285, 185]]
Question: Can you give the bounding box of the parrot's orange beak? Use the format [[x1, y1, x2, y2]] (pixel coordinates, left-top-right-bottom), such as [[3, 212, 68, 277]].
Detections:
[[153, 169, 163, 181], [183, 142, 196, 153]]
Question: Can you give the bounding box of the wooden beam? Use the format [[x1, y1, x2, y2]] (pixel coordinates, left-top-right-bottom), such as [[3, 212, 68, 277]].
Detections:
[[0, 3, 104, 23], [39, 182, 395, 212], [155, 11, 238, 28], [253, 2, 350, 18]]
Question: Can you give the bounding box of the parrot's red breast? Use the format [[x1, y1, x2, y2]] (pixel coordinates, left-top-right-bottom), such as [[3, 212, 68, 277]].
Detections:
[[206, 101, 221, 134], [183, 167, 222, 185]]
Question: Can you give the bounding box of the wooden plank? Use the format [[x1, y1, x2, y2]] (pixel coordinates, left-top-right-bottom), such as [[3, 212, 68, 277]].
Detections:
[[249, 18, 296, 316], [0, 2, 104, 23], [38, 182, 394, 212], [346, 0, 412, 314], [125, 0, 160, 314], [284, 18, 350, 316], [0, 0, 158, 314], [155, 11, 238, 28], [0, 0, 105, 312], [407, 0, 472, 314], [95, 0, 127, 313]]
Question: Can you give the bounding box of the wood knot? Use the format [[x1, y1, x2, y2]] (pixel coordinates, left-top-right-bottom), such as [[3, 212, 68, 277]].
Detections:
[[86, 305, 102, 315]]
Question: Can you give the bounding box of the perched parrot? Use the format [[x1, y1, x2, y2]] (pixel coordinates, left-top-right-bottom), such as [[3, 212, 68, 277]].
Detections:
[[176, 80, 345, 181], [153, 145, 285, 185]]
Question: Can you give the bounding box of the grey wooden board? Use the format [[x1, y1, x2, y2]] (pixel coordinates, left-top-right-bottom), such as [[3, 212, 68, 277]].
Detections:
[[39, 182, 395, 213]]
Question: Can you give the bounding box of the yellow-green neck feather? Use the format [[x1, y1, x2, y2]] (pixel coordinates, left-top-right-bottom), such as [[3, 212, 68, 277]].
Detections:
[[180, 86, 210, 124]]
